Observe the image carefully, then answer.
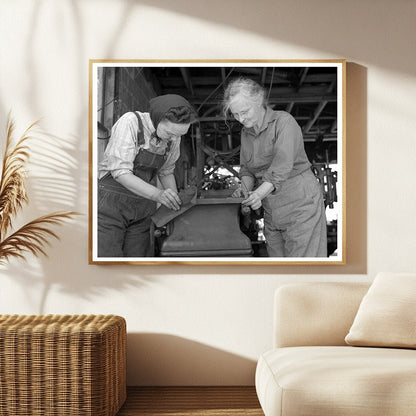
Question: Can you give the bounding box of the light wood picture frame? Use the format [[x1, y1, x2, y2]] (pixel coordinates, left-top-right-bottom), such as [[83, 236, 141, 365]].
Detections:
[[89, 60, 346, 265]]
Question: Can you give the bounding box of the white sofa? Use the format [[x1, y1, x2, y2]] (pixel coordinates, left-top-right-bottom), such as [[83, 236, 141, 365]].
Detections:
[[255, 279, 416, 416]]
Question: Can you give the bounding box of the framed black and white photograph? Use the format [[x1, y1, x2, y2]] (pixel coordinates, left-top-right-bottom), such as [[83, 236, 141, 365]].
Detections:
[[89, 60, 345, 265]]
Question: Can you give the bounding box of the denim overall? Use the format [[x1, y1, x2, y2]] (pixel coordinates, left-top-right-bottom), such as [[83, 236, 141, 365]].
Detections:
[[97, 112, 169, 257], [262, 169, 327, 257]]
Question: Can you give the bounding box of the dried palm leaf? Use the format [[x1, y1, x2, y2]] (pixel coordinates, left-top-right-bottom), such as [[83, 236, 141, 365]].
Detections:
[[0, 117, 38, 239], [0, 115, 79, 264], [0, 211, 79, 264]]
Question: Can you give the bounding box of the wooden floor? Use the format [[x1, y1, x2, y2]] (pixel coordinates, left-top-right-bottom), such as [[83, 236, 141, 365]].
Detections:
[[116, 386, 264, 416]]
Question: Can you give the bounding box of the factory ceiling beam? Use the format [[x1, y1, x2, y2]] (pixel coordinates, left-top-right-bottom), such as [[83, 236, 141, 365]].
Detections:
[[198, 115, 337, 123], [231, 67, 263, 76], [187, 93, 337, 106], [261, 68, 268, 85], [302, 80, 335, 134], [161, 84, 336, 99], [298, 67, 309, 87], [303, 135, 337, 142], [221, 67, 227, 84], [285, 102, 294, 112], [180, 68, 194, 95], [285, 67, 308, 113], [302, 100, 328, 134], [158, 73, 337, 88]]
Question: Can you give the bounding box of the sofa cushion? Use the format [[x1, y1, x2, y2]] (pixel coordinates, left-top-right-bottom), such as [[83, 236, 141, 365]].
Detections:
[[256, 346, 416, 416], [345, 272, 416, 348], [274, 282, 370, 348]]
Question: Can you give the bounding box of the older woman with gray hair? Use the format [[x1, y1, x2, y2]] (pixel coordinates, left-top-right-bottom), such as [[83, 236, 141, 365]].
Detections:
[[223, 77, 327, 257]]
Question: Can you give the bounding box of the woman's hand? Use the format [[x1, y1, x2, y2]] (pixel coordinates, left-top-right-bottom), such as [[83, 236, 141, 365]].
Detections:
[[242, 191, 262, 210], [155, 189, 182, 210], [232, 176, 255, 198], [231, 187, 244, 198]]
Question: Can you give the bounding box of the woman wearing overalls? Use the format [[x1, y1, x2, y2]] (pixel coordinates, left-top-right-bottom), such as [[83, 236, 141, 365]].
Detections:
[[98, 94, 197, 257], [223, 78, 327, 257]]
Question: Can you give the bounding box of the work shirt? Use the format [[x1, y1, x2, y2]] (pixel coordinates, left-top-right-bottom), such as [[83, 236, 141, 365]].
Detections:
[[239, 108, 311, 193], [98, 111, 181, 180]]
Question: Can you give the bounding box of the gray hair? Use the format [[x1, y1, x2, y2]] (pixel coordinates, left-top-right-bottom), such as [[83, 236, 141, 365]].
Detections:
[[223, 77, 267, 117]]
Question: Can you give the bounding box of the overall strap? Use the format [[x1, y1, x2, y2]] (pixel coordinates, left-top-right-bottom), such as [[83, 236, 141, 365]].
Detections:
[[133, 111, 145, 145]]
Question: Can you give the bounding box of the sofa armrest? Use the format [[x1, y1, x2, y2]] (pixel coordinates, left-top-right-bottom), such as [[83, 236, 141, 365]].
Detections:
[[274, 282, 370, 348]]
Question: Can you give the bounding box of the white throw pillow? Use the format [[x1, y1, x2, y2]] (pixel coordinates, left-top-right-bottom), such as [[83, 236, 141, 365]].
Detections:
[[345, 272, 416, 348]]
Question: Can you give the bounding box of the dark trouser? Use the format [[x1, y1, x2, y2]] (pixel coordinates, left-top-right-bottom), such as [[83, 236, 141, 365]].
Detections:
[[262, 169, 327, 257], [97, 177, 156, 257]]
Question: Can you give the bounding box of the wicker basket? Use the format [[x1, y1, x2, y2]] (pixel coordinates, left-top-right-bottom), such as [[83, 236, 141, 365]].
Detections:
[[0, 314, 126, 416]]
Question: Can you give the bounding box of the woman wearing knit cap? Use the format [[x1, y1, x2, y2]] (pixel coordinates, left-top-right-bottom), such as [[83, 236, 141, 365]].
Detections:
[[97, 94, 197, 257]]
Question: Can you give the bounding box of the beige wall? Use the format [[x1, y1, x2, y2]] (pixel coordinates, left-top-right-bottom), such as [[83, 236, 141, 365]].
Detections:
[[0, 0, 415, 385]]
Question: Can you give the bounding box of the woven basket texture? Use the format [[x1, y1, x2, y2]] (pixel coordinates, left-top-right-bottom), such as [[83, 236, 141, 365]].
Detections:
[[0, 314, 126, 416]]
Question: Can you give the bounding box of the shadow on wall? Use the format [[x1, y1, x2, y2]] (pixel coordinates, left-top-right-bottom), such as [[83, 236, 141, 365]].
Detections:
[[24, 1, 87, 155], [126, 333, 257, 386], [1, 260, 154, 314], [4, 62, 367, 283], [92, 0, 371, 275], [0, 125, 155, 313], [0, 2, 101, 308], [0, 2, 369, 281], [136, 0, 414, 76]]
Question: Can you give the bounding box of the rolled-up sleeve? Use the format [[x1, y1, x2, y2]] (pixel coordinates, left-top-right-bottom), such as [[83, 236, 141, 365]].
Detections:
[[104, 113, 139, 179], [262, 116, 303, 191]]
